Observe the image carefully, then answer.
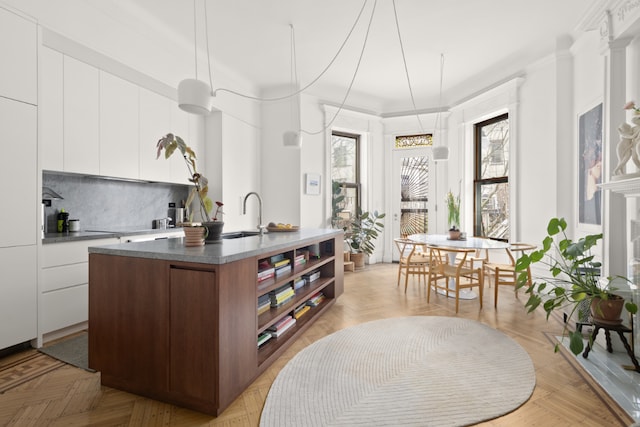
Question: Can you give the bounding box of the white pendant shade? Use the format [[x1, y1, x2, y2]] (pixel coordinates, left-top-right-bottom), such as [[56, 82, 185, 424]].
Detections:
[[283, 130, 302, 148], [432, 146, 449, 161], [178, 78, 212, 115]]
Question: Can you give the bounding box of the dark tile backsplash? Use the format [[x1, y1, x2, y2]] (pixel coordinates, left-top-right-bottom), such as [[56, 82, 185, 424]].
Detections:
[[43, 171, 189, 232]]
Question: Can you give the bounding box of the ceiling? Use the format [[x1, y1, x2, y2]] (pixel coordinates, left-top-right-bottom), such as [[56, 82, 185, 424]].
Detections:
[[97, 0, 603, 115]]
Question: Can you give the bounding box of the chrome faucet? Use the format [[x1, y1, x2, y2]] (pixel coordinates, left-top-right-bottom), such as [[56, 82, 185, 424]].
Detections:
[[243, 192, 266, 234]]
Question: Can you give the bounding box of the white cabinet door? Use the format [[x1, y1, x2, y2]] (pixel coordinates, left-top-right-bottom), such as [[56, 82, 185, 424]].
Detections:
[[63, 56, 99, 175], [39, 47, 64, 171], [0, 246, 36, 350], [0, 97, 36, 247], [99, 72, 139, 179], [0, 7, 36, 104], [169, 106, 191, 184], [139, 88, 172, 182]]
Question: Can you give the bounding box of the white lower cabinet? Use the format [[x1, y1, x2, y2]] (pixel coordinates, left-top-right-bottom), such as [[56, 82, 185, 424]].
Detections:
[[40, 238, 117, 341], [0, 246, 37, 351]]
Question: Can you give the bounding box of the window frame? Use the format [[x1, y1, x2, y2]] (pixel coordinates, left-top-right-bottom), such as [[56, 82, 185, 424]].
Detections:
[[473, 113, 509, 241], [331, 131, 361, 222]]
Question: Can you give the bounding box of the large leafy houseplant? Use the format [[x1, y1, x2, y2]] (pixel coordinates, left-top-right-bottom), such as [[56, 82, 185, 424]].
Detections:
[[515, 217, 637, 355], [446, 190, 460, 231], [345, 209, 385, 256], [156, 133, 223, 223]]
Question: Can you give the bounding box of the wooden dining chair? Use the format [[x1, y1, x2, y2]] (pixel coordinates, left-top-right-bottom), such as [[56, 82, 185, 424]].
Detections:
[[427, 245, 484, 313], [483, 243, 537, 307], [394, 238, 430, 293]]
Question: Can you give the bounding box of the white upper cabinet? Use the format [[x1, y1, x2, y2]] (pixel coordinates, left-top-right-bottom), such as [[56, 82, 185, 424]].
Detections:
[[63, 56, 100, 175], [99, 72, 139, 179], [39, 46, 64, 171], [139, 88, 172, 182], [0, 7, 36, 104], [0, 97, 37, 247], [169, 107, 191, 185]]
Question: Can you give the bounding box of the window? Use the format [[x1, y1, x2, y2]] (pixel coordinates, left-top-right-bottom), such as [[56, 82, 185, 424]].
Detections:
[[395, 134, 432, 236], [331, 132, 360, 229], [473, 114, 509, 240]]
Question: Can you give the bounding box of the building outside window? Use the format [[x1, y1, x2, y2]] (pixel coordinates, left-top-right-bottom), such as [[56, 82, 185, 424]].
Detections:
[[331, 132, 360, 230], [473, 114, 509, 241]]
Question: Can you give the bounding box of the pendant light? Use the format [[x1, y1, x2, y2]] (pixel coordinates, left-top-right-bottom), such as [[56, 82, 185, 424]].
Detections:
[[432, 54, 449, 162], [283, 24, 302, 148], [178, 0, 213, 115]]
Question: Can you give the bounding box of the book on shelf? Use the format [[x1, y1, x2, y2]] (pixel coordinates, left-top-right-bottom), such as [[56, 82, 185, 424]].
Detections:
[[258, 332, 272, 347], [294, 253, 307, 266], [270, 288, 295, 307], [275, 264, 292, 276], [293, 304, 310, 320], [258, 301, 271, 315], [293, 277, 306, 290], [270, 254, 285, 264], [273, 258, 290, 268], [269, 315, 294, 331], [306, 291, 325, 307], [303, 270, 321, 284], [268, 316, 296, 337], [258, 266, 275, 282]]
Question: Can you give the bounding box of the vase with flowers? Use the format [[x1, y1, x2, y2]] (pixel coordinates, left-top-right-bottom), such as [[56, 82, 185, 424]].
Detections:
[[156, 133, 224, 242]]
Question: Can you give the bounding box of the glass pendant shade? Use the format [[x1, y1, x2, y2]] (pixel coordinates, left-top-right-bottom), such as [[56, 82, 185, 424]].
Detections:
[[432, 146, 449, 161], [178, 78, 212, 115]]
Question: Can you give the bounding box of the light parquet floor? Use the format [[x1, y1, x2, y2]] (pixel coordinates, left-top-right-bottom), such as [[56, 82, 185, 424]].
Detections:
[[0, 263, 635, 426]]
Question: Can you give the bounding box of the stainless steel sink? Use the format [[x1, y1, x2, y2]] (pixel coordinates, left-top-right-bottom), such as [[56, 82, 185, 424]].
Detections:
[[221, 231, 261, 239]]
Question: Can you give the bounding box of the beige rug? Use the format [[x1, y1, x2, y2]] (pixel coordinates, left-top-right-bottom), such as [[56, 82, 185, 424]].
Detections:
[[260, 316, 535, 427]]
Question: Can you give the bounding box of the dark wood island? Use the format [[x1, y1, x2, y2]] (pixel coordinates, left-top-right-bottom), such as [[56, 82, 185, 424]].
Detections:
[[88, 228, 343, 416]]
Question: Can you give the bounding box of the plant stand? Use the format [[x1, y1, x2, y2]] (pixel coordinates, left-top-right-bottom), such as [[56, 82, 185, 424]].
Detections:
[[582, 320, 640, 373], [351, 252, 365, 269]]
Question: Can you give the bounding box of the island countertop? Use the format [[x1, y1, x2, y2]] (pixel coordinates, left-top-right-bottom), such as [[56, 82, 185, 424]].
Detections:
[[88, 228, 343, 264]]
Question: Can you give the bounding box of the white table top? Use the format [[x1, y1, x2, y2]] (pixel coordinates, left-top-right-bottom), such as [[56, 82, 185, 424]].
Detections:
[[408, 234, 510, 250]]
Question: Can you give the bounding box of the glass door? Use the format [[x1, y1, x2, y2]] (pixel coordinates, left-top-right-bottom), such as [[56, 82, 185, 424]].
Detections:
[[391, 147, 431, 261]]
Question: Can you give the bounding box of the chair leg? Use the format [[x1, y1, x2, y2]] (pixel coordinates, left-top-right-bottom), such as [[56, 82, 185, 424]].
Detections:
[[396, 264, 402, 287], [455, 280, 460, 313], [478, 272, 483, 309], [494, 268, 500, 308]]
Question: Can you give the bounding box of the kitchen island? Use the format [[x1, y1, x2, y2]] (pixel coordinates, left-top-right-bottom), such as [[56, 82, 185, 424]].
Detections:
[[88, 228, 343, 416]]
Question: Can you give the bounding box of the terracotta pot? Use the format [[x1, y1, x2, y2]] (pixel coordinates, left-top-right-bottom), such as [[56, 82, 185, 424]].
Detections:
[[448, 229, 461, 240], [590, 295, 625, 325], [183, 226, 205, 247], [351, 252, 366, 269], [203, 221, 224, 242]]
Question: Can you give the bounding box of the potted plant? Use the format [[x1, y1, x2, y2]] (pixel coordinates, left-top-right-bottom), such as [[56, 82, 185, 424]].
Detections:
[[156, 133, 224, 242], [446, 190, 461, 239], [345, 209, 385, 268], [515, 217, 637, 355]]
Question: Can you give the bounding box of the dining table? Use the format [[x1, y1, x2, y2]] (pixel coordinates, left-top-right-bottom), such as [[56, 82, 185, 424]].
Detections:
[[408, 234, 510, 299]]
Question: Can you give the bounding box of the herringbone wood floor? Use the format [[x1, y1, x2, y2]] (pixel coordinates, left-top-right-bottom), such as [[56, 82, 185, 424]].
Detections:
[[0, 263, 634, 426]]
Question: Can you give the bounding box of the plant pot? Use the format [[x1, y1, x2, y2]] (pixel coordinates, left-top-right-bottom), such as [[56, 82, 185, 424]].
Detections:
[[448, 229, 461, 240], [183, 226, 205, 247], [203, 221, 224, 243], [590, 295, 625, 325], [351, 252, 365, 269]]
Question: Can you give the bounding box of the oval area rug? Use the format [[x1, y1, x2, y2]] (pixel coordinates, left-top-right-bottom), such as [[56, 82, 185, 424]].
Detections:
[[260, 316, 535, 427]]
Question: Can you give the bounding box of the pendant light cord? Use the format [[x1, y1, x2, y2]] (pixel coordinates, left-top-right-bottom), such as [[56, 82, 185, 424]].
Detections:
[[204, 0, 214, 94], [392, 0, 424, 132], [192, 0, 198, 81], [434, 53, 444, 136], [302, 0, 377, 135], [213, 0, 370, 101]]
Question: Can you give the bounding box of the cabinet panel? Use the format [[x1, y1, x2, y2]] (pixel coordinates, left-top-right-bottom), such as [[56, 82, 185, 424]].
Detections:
[[169, 267, 217, 402], [0, 246, 37, 350], [42, 238, 117, 267], [41, 263, 87, 292], [39, 46, 64, 171], [139, 88, 172, 181], [0, 97, 37, 247], [41, 284, 88, 334], [99, 72, 139, 179], [0, 7, 36, 104], [63, 56, 99, 175]]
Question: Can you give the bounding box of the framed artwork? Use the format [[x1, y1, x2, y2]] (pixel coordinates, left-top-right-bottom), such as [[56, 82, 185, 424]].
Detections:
[[577, 102, 603, 228], [305, 173, 321, 195]]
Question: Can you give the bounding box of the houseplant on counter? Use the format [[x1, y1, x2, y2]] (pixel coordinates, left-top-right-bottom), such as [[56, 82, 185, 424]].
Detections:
[[515, 217, 637, 355], [156, 133, 224, 242], [345, 209, 385, 269], [446, 190, 461, 239]]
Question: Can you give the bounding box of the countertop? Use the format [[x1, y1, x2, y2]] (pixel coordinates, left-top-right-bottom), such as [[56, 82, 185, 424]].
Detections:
[[43, 228, 184, 244], [88, 228, 343, 265]]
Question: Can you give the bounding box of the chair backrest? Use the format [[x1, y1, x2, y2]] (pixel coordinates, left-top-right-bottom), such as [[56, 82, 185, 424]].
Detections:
[[394, 238, 428, 262], [428, 245, 477, 274], [506, 243, 537, 265]]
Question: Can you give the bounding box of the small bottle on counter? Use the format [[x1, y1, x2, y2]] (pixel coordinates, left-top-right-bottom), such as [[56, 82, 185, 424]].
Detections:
[[57, 209, 69, 232]]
